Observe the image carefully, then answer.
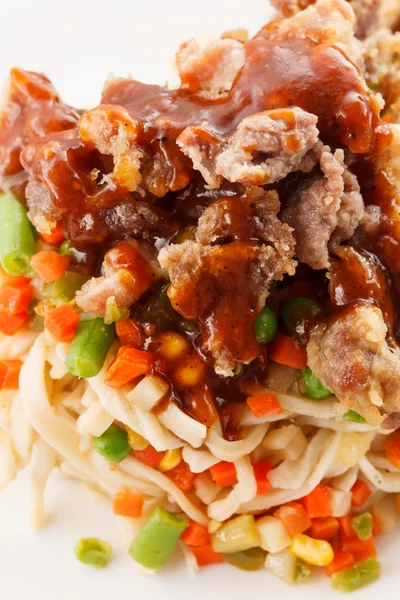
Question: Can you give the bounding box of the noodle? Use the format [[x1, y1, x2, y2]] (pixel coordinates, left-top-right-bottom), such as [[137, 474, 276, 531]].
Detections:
[[206, 423, 269, 461]]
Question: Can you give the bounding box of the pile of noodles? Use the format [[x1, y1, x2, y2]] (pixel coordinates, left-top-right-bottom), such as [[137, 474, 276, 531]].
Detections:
[[0, 325, 398, 553]]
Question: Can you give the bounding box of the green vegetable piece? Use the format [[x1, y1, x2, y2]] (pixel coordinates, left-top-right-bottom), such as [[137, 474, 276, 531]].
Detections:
[[129, 507, 189, 569], [43, 271, 88, 304], [92, 424, 131, 463], [179, 317, 199, 334], [0, 193, 36, 277], [281, 297, 320, 336], [331, 558, 380, 593], [225, 547, 266, 571], [296, 560, 311, 583], [104, 296, 130, 325], [135, 282, 177, 329], [255, 306, 278, 344], [352, 513, 373, 541], [301, 367, 332, 399], [344, 410, 367, 424], [212, 515, 260, 554], [59, 240, 73, 256], [65, 318, 115, 378], [74, 537, 112, 569]]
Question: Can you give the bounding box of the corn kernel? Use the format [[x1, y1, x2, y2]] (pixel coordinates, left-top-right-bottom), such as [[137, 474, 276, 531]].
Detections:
[[125, 427, 148, 451], [208, 520, 222, 534], [155, 331, 190, 362], [158, 448, 183, 472], [290, 534, 333, 567], [172, 354, 206, 390]]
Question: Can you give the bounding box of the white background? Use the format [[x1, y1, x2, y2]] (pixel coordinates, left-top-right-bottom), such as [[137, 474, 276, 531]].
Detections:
[[0, 1, 398, 598]]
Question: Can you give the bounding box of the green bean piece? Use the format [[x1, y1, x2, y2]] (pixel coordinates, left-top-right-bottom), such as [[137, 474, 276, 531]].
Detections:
[[281, 297, 320, 337], [0, 193, 36, 276], [129, 507, 189, 569], [135, 282, 177, 329], [352, 513, 373, 541], [296, 560, 311, 583], [255, 306, 278, 344], [301, 367, 332, 399], [43, 271, 89, 304], [92, 424, 131, 463], [65, 318, 115, 378], [344, 410, 367, 424], [331, 558, 380, 593], [74, 538, 112, 568], [225, 547, 266, 571]]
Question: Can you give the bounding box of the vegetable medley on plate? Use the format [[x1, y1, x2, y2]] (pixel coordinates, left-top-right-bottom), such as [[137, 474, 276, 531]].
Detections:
[[1, 0, 400, 593]]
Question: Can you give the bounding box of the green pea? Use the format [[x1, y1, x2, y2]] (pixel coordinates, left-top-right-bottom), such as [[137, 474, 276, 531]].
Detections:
[[301, 367, 332, 399], [225, 547, 266, 571], [344, 410, 367, 424], [255, 307, 278, 344], [74, 537, 112, 568], [352, 513, 373, 541], [92, 424, 131, 463], [281, 297, 320, 336], [331, 558, 380, 593]]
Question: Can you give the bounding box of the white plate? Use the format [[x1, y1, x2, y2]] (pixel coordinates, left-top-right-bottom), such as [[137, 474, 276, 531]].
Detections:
[[0, 1, 396, 598]]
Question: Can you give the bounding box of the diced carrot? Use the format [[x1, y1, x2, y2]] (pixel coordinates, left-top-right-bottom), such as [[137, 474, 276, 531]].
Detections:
[[112, 489, 143, 517], [0, 360, 22, 389], [338, 514, 356, 540], [385, 432, 400, 470], [246, 392, 283, 418], [372, 514, 381, 537], [253, 460, 272, 495], [104, 345, 153, 388], [209, 461, 238, 487], [181, 520, 211, 546], [302, 483, 332, 518], [0, 310, 29, 335], [167, 461, 196, 493], [325, 549, 355, 577], [44, 304, 80, 342], [269, 333, 307, 369], [0, 282, 33, 315], [190, 544, 224, 567], [310, 516, 339, 540], [183, 384, 219, 428], [116, 318, 144, 348], [132, 445, 164, 468], [0, 266, 30, 287], [30, 251, 70, 283], [351, 479, 372, 507], [274, 502, 312, 537], [37, 222, 65, 246], [342, 537, 377, 562]]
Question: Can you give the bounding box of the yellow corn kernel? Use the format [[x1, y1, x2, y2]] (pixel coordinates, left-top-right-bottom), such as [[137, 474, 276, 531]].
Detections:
[[125, 427, 148, 451], [290, 534, 334, 567], [155, 331, 190, 362], [172, 355, 206, 390], [208, 520, 222, 534], [158, 448, 182, 472]]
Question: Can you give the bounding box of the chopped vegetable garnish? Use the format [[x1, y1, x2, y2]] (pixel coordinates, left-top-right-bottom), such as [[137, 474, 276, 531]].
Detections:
[[44, 304, 80, 342], [129, 507, 189, 569], [254, 306, 278, 344], [113, 489, 143, 517], [341, 537, 376, 562], [0, 279, 33, 315], [104, 296, 130, 325], [290, 534, 334, 566], [65, 318, 115, 378], [302, 484, 332, 518], [351, 479, 372, 507], [246, 392, 284, 418], [301, 367, 332, 399], [225, 547, 266, 571], [59, 240, 73, 256], [92, 424, 131, 463], [310, 516, 339, 540], [331, 558, 380, 593], [274, 502, 312, 537], [30, 250, 70, 282], [0, 193, 36, 277], [74, 538, 112, 569], [116, 318, 144, 347], [181, 520, 210, 546], [125, 427, 149, 451], [38, 222, 65, 246], [0, 359, 22, 389], [296, 560, 311, 583], [325, 549, 356, 577], [104, 345, 153, 388], [158, 448, 183, 472], [212, 515, 260, 554], [209, 461, 238, 487], [351, 513, 373, 541], [253, 460, 272, 494], [132, 445, 164, 468], [43, 271, 88, 304], [269, 333, 307, 369], [166, 461, 196, 493], [190, 544, 224, 567], [343, 410, 367, 424], [0, 309, 29, 335], [281, 297, 320, 336]]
